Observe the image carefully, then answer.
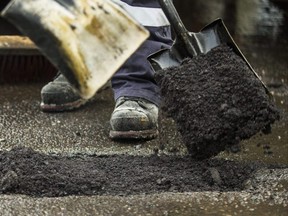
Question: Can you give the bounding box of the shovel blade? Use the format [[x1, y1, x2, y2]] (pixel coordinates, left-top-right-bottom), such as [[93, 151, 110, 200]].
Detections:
[[149, 19, 249, 70], [148, 19, 268, 94], [2, 0, 149, 99]]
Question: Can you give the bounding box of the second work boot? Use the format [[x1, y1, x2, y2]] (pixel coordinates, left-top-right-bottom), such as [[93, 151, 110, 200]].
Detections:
[[40, 74, 88, 112], [41, 74, 110, 112], [109, 97, 159, 140]]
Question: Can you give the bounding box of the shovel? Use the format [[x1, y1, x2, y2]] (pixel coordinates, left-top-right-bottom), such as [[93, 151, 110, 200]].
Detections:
[[149, 0, 269, 95], [1, 0, 149, 99]]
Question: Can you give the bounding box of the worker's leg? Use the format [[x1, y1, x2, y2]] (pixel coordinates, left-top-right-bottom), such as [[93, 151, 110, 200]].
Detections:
[[109, 0, 173, 139]]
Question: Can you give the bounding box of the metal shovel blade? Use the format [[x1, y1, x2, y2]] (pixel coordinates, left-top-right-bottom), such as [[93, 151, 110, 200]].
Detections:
[[149, 0, 269, 94], [1, 0, 149, 99]]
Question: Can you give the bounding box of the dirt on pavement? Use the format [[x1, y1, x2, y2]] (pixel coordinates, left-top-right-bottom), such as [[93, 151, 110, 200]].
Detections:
[[1, 147, 283, 197]]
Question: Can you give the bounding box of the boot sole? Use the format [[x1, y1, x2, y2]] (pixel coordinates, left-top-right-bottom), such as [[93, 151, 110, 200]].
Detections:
[[109, 129, 159, 140], [40, 98, 88, 112]]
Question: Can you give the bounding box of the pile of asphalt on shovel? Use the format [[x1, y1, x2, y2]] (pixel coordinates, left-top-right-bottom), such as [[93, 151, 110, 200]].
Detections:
[[0, 44, 282, 198], [155, 44, 280, 160]]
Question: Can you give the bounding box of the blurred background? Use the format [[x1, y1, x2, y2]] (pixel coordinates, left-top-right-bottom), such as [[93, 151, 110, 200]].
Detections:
[[0, 0, 287, 83], [175, 0, 287, 40], [1, 0, 287, 38]]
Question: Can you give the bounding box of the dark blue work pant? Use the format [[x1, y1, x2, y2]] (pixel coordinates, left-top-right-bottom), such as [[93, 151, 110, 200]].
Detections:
[[111, 0, 173, 106]]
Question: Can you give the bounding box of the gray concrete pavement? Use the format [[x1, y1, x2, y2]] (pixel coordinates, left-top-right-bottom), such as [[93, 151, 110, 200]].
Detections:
[[0, 81, 287, 215], [0, 84, 185, 157]]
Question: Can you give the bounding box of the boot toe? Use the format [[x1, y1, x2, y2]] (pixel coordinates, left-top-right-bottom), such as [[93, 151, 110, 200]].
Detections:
[[110, 109, 152, 131], [109, 97, 159, 140]]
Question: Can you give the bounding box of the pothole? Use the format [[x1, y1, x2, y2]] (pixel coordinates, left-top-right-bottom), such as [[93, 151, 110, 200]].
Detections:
[[0, 147, 282, 197]]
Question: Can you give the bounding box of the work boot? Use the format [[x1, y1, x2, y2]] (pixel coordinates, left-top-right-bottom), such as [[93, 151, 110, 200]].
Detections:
[[41, 73, 110, 112], [109, 97, 159, 140]]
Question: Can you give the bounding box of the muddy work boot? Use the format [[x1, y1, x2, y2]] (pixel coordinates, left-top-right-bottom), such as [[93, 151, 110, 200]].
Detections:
[[110, 97, 159, 140], [41, 74, 110, 112]]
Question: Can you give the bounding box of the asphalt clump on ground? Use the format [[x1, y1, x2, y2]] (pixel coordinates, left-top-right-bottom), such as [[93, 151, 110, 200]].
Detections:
[[155, 45, 280, 160], [0, 147, 266, 197]]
